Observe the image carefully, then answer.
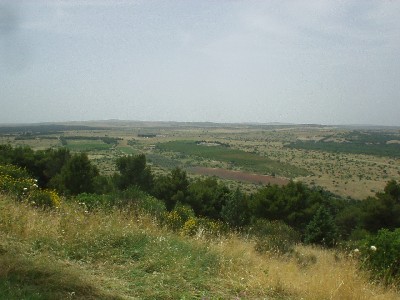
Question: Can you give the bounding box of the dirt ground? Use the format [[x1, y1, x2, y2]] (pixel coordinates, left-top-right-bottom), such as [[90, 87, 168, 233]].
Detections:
[[189, 167, 289, 186]]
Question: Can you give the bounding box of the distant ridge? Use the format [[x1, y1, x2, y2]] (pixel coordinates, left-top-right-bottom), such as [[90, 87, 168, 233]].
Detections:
[[0, 120, 399, 130]]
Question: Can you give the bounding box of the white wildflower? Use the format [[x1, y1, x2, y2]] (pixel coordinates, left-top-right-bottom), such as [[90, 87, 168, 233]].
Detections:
[[370, 245, 377, 251]]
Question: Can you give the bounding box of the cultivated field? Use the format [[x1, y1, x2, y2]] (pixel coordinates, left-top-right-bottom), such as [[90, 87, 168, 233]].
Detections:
[[1, 121, 399, 200]]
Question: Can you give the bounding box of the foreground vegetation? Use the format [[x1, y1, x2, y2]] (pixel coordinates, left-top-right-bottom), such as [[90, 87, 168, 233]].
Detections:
[[1, 193, 399, 299]]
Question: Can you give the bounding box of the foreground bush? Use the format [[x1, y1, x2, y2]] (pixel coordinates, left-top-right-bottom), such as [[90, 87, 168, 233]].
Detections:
[[0, 164, 60, 208], [248, 219, 301, 255], [360, 228, 400, 285]]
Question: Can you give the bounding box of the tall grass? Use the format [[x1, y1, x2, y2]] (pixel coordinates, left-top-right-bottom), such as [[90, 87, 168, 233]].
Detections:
[[0, 194, 398, 299]]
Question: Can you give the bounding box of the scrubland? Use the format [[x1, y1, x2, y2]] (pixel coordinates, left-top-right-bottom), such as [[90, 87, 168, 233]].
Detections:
[[0, 194, 398, 299]]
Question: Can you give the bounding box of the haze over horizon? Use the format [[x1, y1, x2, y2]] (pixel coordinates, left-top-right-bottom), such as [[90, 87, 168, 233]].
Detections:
[[1, 1, 399, 126]]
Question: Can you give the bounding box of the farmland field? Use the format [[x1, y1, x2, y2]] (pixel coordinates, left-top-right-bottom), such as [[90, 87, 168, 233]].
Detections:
[[1, 121, 399, 199], [190, 167, 289, 186], [64, 139, 112, 151], [156, 140, 309, 178]]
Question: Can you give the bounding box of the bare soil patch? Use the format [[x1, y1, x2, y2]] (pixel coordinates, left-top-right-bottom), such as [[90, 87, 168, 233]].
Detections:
[[190, 167, 289, 186]]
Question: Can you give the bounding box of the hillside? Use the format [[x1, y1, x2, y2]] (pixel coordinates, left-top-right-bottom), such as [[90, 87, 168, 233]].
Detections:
[[0, 194, 398, 299]]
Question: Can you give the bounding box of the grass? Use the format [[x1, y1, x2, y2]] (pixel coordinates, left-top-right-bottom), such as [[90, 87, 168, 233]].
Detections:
[[0, 194, 399, 299], [115, 146, 137, 155], [157, 140, 310, 178]]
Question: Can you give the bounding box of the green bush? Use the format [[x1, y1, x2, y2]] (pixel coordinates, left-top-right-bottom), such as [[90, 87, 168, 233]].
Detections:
[[27, 189, 61, 208], [162, 204, 195, 232], [248, 219, 300, 256], [359, 228, 400, 285], [304, 206, 338, 248], [136, 195, 166, 217], [74, 193, 115, 211]]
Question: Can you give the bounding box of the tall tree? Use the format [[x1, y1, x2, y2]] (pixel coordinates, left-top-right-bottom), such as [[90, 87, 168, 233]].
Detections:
[[114, 154, 153, 192], [152, 167, 189, 210], [57, 153, 99, 195]]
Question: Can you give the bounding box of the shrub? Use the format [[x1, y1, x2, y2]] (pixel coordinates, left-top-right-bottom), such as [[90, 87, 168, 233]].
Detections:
[[197, 218, 226, 237], [181, 217, 198, 236], [359, 228, 400, 285], [27, 189, 61, 208], [0, 164, 34, 197], [0, 164, 31, 180], [136, 195, 166, 217], [162, 205, 195, 232], [74, 193, 115, 211], [304, 206, 338, 248], [0, 164, 61, 208], [248, 219, 300, 256]]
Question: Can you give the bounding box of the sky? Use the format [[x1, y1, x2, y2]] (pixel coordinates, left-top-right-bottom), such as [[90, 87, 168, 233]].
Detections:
[[1, 0, 399, 126]]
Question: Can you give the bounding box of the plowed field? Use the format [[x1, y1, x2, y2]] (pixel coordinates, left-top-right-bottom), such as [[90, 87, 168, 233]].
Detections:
[[190, 167, 289, 186]]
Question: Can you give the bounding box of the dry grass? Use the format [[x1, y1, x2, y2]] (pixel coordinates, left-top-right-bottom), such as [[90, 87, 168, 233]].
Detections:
[[0, 194, 399, 299], [211, 239, 399, 299]]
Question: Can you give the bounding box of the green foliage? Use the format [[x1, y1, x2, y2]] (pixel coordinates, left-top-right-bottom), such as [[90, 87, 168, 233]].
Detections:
[[360, 228, 400, 285], [361, 180, 400, 232], [185, 177, 230, 219], [56, 153, 100, 195], [136, 195, 166, 217], [248, 219, 300, 255], [335, 202, 363, 240], [74, 193, 116, 211], [152, 167, 189, 210], [0, 164, 30, 181], [304, 206, 339, 247], [0, 164, 61, 208], [221, 188, 250, 228], [162, 204, 196, 232], [249, 181, 324, 232], [161, 204, 225, 237], [27, 189, 61, 208], [0, 145, 71, 189], [114, 154, 153, 192], [0, 164, 37, 197]]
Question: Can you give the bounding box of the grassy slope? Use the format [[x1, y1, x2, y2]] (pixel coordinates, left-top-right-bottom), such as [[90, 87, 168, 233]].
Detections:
[[0, 194, 398, 299]]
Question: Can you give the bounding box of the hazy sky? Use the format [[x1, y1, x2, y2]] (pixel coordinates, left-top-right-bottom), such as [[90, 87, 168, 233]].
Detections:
[[1, 1, 399, 125]]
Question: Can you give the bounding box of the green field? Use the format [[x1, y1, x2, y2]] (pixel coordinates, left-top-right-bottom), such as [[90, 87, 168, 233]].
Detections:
[[157, 140, 310, 177], [287, 140, 400, 158], [115, 146, 138, 155], [65, 140, 112, 151]]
